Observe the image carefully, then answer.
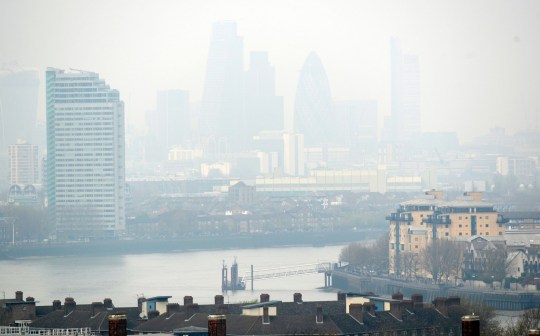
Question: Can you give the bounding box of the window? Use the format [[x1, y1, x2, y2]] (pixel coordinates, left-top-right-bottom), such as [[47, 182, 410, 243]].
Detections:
[[459, 233, 462, 236], [445, 232, 449, 236], [459, 224, 462, 228], [390, 243, 395, 249], [486, 232, 489, 235], [415, 245, 418, 249], [499, 232, 503, 235], [486, 224, 489, 228], [459, 216, 462, 220]]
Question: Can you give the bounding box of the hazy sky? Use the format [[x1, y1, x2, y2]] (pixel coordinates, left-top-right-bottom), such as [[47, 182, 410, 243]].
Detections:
[[1, 0, 539, 143]]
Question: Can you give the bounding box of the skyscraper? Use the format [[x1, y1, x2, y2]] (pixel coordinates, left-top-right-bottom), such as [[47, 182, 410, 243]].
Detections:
[[294, 52, 333, 146], [391, 38, 421, 145], [283, 132, 305, 176], [334, 100, 378, 159], [200, 21, 244, 153], [244, 51, 284, 138], [46, 68, 125, 239], [8, 140, 39, 186]]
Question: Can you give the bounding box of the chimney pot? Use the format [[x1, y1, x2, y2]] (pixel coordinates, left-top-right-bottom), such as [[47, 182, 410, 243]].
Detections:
[[26, 296, 34, 302]]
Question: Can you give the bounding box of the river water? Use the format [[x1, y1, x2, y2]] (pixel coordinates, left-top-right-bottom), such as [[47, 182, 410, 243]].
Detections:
[[0, 245, 345, 307]]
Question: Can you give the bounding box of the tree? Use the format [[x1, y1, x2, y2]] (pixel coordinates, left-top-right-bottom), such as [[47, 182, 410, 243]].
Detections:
[[422, 239, 463, 283], [339, 232, 389, 274], [481, 247, 510, 283], [398, 251, 420, 280], [501, 308, 540, 336]]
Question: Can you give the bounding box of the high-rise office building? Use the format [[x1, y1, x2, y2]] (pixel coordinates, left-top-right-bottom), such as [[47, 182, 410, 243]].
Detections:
[[200, 21, 244, 153], [0, 69, 40, 156], [244, 51, 284, 139], [294, 52, 333, 146], [391, 38, 421, 145], [8, 140, 39, 185], [46, 68, 125, 239], [146, 90, 190, 161]]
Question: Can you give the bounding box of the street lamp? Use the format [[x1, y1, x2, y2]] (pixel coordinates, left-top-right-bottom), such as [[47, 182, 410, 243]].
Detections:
[[491, 275, 495, 289], [472, 274, 476, 288]]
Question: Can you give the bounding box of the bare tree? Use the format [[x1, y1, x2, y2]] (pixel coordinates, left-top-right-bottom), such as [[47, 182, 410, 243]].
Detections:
[[501, 308, 540, 336], [339, 232, 389, 274], [399, 251, 420, 280], [423, 239, 463, 283]]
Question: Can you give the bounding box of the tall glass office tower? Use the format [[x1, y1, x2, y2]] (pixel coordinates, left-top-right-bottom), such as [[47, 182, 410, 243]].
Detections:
[[46, 68, 125, 239], [294, 52, 333, 146]]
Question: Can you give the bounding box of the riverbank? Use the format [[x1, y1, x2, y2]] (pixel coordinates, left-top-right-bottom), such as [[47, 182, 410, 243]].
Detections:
[[0, 229, 382, 259]]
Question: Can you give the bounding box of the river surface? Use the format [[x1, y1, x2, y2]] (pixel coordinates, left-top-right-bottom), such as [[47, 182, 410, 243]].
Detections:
[[0, 245, 345, 307]]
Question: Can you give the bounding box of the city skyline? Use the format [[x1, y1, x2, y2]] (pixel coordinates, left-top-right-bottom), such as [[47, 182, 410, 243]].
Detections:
[[1, 0, 538, 143]]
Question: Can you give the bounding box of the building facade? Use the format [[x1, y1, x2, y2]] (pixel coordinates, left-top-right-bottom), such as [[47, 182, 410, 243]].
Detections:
[[8, 140, 39, 185], [46, 68, 125, 239], [388, 191, 507, 276]]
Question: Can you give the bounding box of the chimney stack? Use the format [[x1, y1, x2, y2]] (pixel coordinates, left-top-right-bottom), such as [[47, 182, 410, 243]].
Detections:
[[208, 315, 226, 336], [26, 297, 34, 302], [214, 295, 224, 305], [52, 300, 62, 311], [349, 304, 363, 324], [108, 314, 127, 336], [103, 298, 113, 309], [15, 291, 23, 301], [64, 297, 76, 315], [260, 293, 270, 303], [184, 296, 193, 306], [262, 306, 270, 324], [389, 301, 402, 321], [461, 315, 480, 336], [293, 293, 302, 303]]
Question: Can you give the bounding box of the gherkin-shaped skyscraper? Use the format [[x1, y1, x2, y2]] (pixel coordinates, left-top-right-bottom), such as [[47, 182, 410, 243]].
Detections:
[[294, 52, 333, 146]]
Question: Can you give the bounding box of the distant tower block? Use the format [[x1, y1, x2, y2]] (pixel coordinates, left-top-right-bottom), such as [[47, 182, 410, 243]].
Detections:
[[208, 314, 226, 336], [461, 315, 480, 336], [108, 314, 127, 336]]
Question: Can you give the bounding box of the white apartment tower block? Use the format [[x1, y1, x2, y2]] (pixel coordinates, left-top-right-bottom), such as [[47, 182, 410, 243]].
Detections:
[[46, 68, 125, 239]]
